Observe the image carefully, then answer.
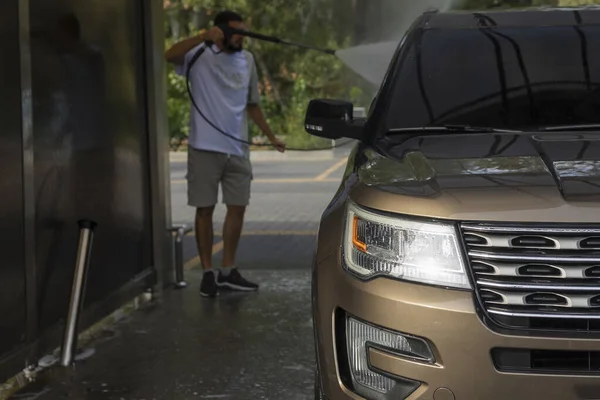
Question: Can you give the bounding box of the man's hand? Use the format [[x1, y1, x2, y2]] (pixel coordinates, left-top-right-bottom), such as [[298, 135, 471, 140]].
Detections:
[[205, 26, 224, 43], [270, 137, 286, 153]]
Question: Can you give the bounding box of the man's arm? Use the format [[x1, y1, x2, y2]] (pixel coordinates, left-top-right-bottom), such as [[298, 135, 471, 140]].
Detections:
[[165, 26, 226, 65], [247, 105, 285, 153], [164, 32, 206, 65], [245, 53, 285, 152], [247, 104, 275, 141]]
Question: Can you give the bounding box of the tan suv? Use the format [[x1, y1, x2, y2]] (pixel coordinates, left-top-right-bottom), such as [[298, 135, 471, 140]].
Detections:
[[306, 7, 600, 400]]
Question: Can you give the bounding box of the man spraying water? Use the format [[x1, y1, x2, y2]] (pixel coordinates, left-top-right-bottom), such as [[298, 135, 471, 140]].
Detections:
[[165, 10, 286, 298]]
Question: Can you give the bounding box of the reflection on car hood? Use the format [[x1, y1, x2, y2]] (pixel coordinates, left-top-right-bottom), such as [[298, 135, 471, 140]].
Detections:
[[352, 132, 600, 222]]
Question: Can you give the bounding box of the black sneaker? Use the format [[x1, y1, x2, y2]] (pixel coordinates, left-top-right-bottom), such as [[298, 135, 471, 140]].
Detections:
[[217, 269, 259, 292], [200, 271, 219, 298]]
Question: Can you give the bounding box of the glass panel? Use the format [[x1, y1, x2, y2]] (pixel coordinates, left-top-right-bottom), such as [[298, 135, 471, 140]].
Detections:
[[29, 0, 152, 329], [0, 0, 27, 360]]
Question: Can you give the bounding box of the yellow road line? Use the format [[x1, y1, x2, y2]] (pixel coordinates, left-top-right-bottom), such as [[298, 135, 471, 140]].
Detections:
[[184, 240, 224, 270], [314, 158, 347, 181], [171, 178, 337, 184]]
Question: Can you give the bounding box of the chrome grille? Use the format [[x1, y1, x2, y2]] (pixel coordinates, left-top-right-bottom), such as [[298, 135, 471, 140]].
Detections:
[[461, 224, 600, 333]]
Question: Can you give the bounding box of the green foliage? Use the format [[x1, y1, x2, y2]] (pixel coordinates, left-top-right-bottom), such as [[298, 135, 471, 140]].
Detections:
[[166, 63, 190, 150], [164, 0, 370, 151]]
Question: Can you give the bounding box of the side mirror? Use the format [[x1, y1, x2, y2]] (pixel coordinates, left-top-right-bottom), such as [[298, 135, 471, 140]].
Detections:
[[304, 99, 366, 140]]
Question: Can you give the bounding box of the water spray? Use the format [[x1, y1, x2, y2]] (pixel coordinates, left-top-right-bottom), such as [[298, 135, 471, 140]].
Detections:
[[186, 26, 352, 152]]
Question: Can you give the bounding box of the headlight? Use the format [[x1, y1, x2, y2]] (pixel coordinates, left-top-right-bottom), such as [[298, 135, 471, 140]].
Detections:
[[343, 202, 470, 289]]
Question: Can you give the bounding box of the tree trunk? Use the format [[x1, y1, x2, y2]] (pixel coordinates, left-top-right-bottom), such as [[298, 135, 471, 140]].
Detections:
[[253, 48, 285, 109], [300, 0, 317, 37], [354, 0, 369, 44]]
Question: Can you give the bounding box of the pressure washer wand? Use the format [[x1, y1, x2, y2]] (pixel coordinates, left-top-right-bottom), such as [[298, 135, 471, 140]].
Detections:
[[277, 39, 337, 55], [223, 26, 337, 55]]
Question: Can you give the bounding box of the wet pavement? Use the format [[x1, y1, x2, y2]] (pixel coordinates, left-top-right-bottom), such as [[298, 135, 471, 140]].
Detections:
[[13, 269, 314, 400], [10, 153, 347, 400]]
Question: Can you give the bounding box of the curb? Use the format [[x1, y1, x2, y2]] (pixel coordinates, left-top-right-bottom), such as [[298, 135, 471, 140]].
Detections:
[[169, 150, 337, 163]]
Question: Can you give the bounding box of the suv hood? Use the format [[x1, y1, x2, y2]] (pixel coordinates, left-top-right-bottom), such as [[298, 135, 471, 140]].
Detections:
[[351, 132, 600, 223]]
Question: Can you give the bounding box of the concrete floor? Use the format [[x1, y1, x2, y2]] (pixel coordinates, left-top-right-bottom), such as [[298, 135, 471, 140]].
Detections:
[[10, 152, 347, 400], [14, 269, 314, 400]]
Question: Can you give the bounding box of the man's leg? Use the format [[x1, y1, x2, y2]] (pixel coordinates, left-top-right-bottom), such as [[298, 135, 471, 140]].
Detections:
[[222, 205, 246, 267], [187, 148, 224, 298], [218, 155, 258, 291], [195, 206, 215, 269]]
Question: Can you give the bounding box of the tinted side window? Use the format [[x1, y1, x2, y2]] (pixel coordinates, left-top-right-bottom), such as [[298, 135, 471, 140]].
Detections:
[[384, 25, 600, 132]]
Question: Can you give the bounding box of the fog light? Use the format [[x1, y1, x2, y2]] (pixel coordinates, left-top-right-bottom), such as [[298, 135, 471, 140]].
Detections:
[[346, 317, 431, 399]]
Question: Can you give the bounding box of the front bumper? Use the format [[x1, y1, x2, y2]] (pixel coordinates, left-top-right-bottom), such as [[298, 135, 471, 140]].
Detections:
[[314, 251, 600, 400]]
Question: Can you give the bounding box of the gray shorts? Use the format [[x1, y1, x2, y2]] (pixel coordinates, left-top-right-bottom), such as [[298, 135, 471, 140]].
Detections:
[[187, 148, 252, 208]]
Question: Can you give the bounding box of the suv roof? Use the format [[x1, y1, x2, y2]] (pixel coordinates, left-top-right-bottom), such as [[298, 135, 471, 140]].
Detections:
[[421, 6, 600, 30]]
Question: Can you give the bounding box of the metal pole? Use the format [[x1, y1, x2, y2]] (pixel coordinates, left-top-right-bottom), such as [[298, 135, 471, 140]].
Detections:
[[169, 224, 193, 289], [60, 220, 97, 367], [174, 226, 186, 288]]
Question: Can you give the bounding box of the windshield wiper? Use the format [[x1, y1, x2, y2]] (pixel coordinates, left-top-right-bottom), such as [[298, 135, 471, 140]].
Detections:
[[387, 125, 522, 135], [538, 124, 600, 132]]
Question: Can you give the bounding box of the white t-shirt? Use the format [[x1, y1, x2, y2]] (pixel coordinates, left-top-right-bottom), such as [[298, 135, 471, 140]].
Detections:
[[175, 43, 260, 158]]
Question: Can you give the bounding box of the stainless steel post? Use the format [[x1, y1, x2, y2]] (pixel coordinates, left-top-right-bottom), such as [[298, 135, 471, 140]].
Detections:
[[60, 220, 97, 367], [169, 225, 193, 289], [174, 226, 186, 288]]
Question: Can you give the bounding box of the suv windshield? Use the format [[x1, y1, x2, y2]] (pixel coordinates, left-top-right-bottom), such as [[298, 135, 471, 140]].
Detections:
[[383, 24, 600, 133]]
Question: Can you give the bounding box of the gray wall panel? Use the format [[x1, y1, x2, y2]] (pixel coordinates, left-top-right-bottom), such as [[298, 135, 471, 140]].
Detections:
[[29, 0, 153, 330], [0, 0, 28, 358]]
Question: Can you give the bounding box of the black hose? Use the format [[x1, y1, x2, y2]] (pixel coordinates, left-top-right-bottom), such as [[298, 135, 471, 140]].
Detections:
[[185, 40, 352, 152]]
